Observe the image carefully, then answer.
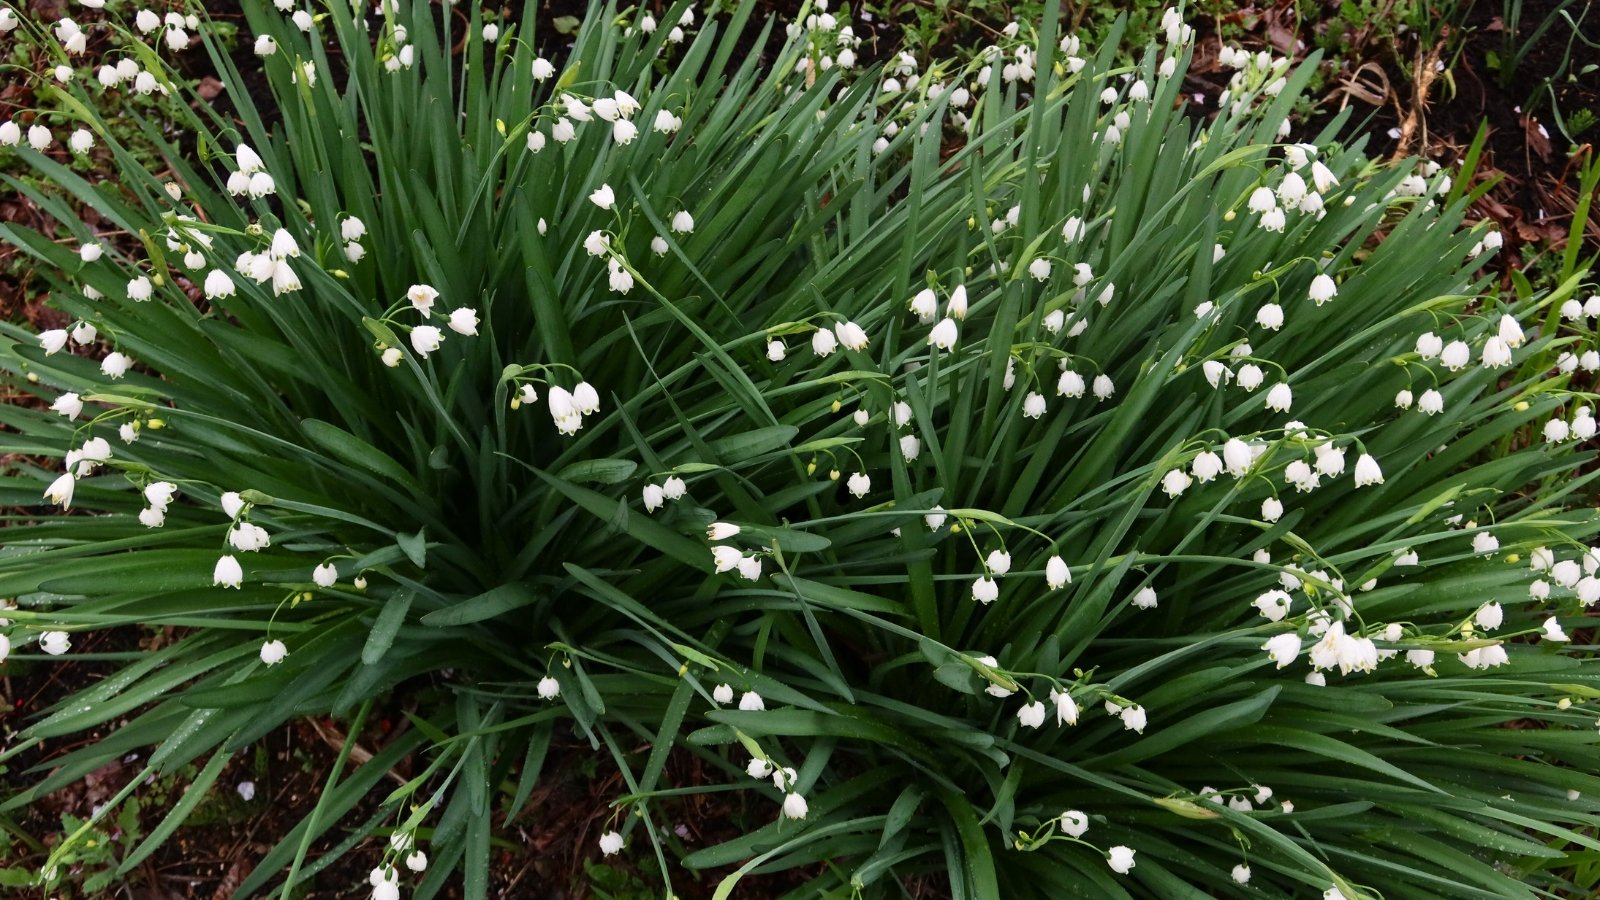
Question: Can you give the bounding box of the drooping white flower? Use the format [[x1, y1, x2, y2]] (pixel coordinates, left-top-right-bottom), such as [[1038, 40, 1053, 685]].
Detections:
[[1023, 392, 1047, 418], [1120, 704, 1148, 732], [846, 471, 871, 497], [1265, 382, 1293, 412], [40, 631, 72, 656], [1046, 555, 1070, 589], [410, 325, 444, 357], [1263, 632, 1301, 668], [1480, 336, 1513, 368], [712, 683, 735, 705], [928, 317, 958, 350], [537, 676, 561, 699], [260, 639, 288, 665], [589, 184, 616, 209], [1132, 587, 1158, 609], [739, 691, 765, 711], [642, 484, 666, 513], [972, 576, 999, 604], [1353, 453, 1383, 486], [1543, 616, 1570, 642], [407, 284, 440, 313], [1261, 497, 1284, 522], [598, 831, 624, 856], [1474, 602, 1504, 631], [1255, 303, 1284, 330], [1048, 687, 1078, 725], [812, 327, 838, 356], [51, 392, 84, 420], [1016, 701, 1046, 728], [834, 321, 869, 351], [1440, 340, 1471, 371], [447, 308, 479, 336], [1418, 389, 1444, 415], [1472, 531, 1499, 555], [214, 555, 244, 588], [1307, 273, 1337, 305], [782, 792, 809, 819]]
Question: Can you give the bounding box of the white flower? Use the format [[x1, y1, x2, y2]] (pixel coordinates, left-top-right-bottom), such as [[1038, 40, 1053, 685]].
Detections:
[[1059, 810, 1089, 837], [1132, 587, 1158, 609], [39, 329, 69, 355], [145, 482, 178, 510], [912, 287, 938, 320], [928, 317, 958, 350], [712, 545, 742, 573], [834, 321, 869, 351], [1120, 705, 1147, 732], [100, 352, 131, 379], [782, 792, 809, 819], [739, 691, 765, 711], [1498, 313, 1525, 347], [312, 563, 338, 588], [1263, 632, 1301, 668], [1046, 556, 1070, 589], [1349, 452, 1383, 486], [410, 325, 444, 357], [1162, 468, 1193, 497], [1261, 497, 1284, 522], [531, 57, 556, 80], [407, 284, 440, 313], [1016, 701, 1046, 728], [1107, 846, 1136, 874], [1237, 364, 1264, 391], [653, 110, 682, 133], [1545, 419, 1571, 443], [203, 269, 236, 299], [405, 850, 427, 873], [1406, 648, 1435, 669], [948, 285, 969, 320], [985, 550, 1012, 576], [598, 831, 624, 856], [712, 683, 735, 705], [670, 210, 695, 234], [1307, 273, 1337, 304], [766, 340, 786, 361], [642, 484, 666, 513], [1418, 389, 1444, 415], [1028, 258, 1052, 281], [128, 276, 153, 302], [1265, 382, 1293, 412], [1255, 303, 1284, 330], [382, 348, 403, 367], [899, 434, 921, 459], [228, 523, 271, 552], [972, 577, 999, 604], [51, 392, 84, 420], [1472, 531, 1499, 555], [925, 505, 947, 530], [1440, 340, 1470, 371], [737, 555, 762, 581], [1057, 370, 1086, 398], [1248, 186, 1277, 213], [1023, 392, 1047, 418], [1092, 374, 1115, 400], [1192, 451, 1224, 482], [537, 676, 561, 699], [1048, 687, 1078, 725], [1543, 616, 1570, 642], [1474, 602, 1504, 631], [260, 639, 288, 665], [589, 184, 616, 209], [1254, 590, 1292, 621], [812, 327, 838, 356], [1480, 336, 1513, 368], [40, 631, 72, 656], [214, 555, 244, 588], [846, 471, 871, 497], [447, 308, 480, 336]]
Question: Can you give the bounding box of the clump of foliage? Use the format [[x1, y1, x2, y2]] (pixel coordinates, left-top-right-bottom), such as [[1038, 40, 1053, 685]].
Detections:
[[2, 1, 1599, 898]]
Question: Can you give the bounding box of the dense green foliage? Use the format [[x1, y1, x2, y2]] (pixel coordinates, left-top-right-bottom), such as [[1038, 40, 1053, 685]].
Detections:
[[2, 1, 1599, 897]]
